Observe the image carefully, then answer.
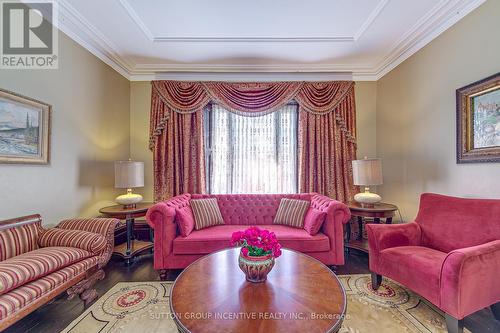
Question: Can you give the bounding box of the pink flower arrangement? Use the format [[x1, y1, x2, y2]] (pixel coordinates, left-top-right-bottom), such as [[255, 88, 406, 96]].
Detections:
[[230, 226, 282, 258]]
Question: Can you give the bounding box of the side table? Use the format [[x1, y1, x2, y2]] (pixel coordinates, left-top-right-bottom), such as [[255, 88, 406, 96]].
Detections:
[[345, 202, 398, 253], [99, 202, 154, 264]]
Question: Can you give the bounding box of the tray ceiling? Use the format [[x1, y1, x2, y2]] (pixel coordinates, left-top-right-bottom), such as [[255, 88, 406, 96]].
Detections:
[[56, 0, 486, 81]]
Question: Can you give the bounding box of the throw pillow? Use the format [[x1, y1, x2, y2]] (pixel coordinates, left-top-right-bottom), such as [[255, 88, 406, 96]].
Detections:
[[38, 228, 107, 254], [190, 198, 225, 230], [273, 198, 310, 228], [304, 208, 327, 235], [176, 206, 195, 237]]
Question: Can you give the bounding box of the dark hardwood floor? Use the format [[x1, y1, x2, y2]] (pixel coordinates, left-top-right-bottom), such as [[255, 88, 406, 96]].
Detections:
[[4, 250, 500, 333]]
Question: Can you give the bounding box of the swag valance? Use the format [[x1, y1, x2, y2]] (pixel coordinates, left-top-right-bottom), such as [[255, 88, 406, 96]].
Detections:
[[150, 80, 356, 149], [150, 80, 357, 202]]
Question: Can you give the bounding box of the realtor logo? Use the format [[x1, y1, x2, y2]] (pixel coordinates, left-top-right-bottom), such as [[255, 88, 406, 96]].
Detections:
[[1, 0, 58, 69]]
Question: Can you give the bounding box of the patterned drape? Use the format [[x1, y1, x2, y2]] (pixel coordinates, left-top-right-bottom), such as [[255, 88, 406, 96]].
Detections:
[[298, 90, 357, 202], [150, 80, 357, 202], [150, 88, 206, 201]]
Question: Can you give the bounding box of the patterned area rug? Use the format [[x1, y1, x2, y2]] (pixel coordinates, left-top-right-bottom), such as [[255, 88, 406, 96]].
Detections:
[[62, 274, 468, 333]]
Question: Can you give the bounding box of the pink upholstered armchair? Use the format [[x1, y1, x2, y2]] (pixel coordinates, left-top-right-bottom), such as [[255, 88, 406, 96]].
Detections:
[[367, 193, 500, 333]]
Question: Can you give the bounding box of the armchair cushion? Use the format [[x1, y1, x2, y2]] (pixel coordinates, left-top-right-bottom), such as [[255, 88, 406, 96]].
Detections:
[[38, 228, 107, 254], [378, 246, 447, 305], [0, 247, 92, 296]]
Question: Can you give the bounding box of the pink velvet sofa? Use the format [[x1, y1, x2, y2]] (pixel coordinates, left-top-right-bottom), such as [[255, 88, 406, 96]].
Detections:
[[367, 193, 500, 333], [146, 193, 351, 278]]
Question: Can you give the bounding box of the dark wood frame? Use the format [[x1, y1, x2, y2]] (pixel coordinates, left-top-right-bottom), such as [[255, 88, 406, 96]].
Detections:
[[99, 202, 154, 265], [345, 202, 398, 253], [0, 215, 103, 331], [456, 72, 500, 163], [0, 88, 51, 164]]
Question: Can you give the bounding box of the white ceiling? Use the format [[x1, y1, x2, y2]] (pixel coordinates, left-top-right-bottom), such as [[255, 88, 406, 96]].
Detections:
[[56, 0, 486, 81]]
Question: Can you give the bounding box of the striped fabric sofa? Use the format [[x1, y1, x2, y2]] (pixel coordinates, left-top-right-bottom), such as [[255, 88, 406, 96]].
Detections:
[[0, 214, 118, 331]]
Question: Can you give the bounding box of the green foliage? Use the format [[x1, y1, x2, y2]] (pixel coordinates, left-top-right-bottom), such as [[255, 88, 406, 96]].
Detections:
[[242, 240, 272, 257]]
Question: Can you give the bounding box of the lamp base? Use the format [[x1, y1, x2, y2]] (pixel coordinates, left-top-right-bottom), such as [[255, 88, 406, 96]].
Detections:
[[354, 187, 382, 205], [115, 189, 143, 207]]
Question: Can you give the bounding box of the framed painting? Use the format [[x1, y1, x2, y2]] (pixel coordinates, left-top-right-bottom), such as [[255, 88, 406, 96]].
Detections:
[[456, 72, 500, 163], [0, 89, 51, 164]]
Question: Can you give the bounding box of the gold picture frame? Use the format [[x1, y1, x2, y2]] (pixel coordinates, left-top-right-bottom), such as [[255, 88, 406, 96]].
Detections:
[[456, 72, 500, 163], [0, 89, 51, 164]]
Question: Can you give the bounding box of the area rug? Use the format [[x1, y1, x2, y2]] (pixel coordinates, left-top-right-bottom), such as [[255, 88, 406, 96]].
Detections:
[[62, 274, 468, 333]]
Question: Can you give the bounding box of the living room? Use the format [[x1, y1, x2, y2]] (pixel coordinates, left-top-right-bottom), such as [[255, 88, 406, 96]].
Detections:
[[0, 0, 499, 332]]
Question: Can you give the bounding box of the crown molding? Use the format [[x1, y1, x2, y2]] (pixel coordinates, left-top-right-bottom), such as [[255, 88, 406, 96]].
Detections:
[[131, 63, 366, 72], [372, 0, 487, 80], [56, 0, 133, 79], [55, 0, 485, 82], [131, 71, 355, 82], [118, 0, 387, 43], [128, 63, 372, 81]]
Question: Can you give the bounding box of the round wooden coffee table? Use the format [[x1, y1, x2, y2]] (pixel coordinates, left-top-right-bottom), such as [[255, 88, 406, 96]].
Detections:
[[170, 248, 346, 333]]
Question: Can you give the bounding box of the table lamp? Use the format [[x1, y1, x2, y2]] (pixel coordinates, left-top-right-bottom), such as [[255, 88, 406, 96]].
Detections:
[[114, 160, 144, 208], [352, 157, 383, 205]]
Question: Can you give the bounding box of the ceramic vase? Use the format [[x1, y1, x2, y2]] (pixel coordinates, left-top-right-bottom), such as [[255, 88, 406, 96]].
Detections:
[[238, 249, 275, 283]]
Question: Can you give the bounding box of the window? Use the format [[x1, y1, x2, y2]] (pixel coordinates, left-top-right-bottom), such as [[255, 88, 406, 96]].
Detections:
[[204, 103, 298, 194]]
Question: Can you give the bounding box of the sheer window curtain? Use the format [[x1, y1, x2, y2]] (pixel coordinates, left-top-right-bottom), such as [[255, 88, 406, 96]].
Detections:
[[205, 103, 298, 194]]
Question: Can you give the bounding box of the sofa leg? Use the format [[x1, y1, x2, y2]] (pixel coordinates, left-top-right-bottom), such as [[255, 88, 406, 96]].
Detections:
[[67, 269, 105, 307], [445, 314, 464, 333], [158, 269, 169, 281], [371, 273, 382, 290], [491, 301, 500, 321]]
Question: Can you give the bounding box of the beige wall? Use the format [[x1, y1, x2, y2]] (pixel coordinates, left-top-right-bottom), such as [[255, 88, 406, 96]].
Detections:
[[129, 81, 378, 200], [376, 0, 500, 221], [0, 33, 130, 224], [355, 82, 377, 159], [130, 81, 154, 201]]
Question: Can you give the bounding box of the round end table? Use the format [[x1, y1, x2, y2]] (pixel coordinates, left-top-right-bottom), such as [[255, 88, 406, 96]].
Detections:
[[99, 202, 154, 264], [345, 202, 398, 253]]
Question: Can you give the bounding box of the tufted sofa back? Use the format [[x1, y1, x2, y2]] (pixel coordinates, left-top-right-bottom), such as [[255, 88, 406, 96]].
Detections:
[[159, 193, 348, 228], [191, 193, 312, 225]]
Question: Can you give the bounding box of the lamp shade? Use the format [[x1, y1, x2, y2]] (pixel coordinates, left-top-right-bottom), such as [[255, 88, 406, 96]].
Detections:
[[352, 158, 383, 186], [114, 160, 144, 189]]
